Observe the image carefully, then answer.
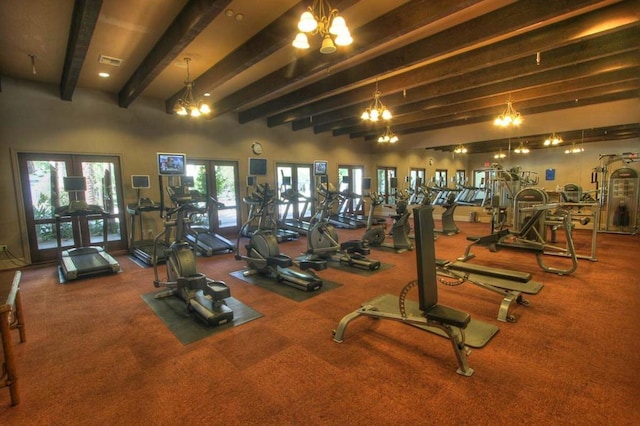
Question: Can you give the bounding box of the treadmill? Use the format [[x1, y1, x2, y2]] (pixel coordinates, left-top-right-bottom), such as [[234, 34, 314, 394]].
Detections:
[[185, 193, 235, 256], [127, 174, 168, 265], [278, 188, 313, 235], [55, 176, 120, 281]]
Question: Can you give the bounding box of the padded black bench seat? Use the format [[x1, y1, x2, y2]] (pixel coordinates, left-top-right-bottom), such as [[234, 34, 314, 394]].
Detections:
[[425, 304, 471, 329], [496, 241, 544, 253], [447, 261, 532, 283]]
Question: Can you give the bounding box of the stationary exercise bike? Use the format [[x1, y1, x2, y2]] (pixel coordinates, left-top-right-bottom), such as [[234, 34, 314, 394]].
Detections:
[[362, 191, 413, 253], [304, 183, 381, 270], [153, 176, 233, 326], [235, 182, 326, 291]]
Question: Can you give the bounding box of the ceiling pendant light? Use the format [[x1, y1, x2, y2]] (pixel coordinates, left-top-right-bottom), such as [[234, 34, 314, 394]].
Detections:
[[293, 0, 352, 54], [514, 141, 529, 154], [454, 144, 467, 154], [544, 133, 563, 146], [361, 82, 392, 122], [377, 126, 398, 144], [493, 99, 523, 127], [494, 149, 507, 159], [173, 58, 210, 118], [565, 130, 585, 154]]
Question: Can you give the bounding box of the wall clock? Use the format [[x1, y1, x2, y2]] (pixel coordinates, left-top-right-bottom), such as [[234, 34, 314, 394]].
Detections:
[[251, 141, 263, 155]]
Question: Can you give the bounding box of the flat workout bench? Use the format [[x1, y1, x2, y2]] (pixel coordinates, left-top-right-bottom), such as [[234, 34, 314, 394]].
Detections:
[[332, 205, 499, 376], [459, 204, 578, 275]]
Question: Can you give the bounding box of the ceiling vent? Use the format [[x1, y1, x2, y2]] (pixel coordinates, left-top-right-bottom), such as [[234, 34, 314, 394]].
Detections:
[[98, 55, 123, 67]]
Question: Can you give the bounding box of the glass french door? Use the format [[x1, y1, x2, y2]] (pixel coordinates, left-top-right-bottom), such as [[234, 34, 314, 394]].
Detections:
[[276, 163, 313, 219], [377, 166, 397, 204], [337, 165, 364, 215], [18, 153, 127, 264], [186, 159, 240, 235]]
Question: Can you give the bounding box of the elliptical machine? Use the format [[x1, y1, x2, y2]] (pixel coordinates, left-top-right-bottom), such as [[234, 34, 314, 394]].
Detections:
[[153, 176, 233, 326], [304, 183, 381, 270], [235, 182, 326, 291], [362, 190, 413, 253]]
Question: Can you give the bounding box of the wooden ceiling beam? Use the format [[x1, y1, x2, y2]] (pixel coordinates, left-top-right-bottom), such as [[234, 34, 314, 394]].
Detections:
[[118, 0, 232, 109], [240, 0, 608, 124], [359, 84, 640, 142], [60, 0, 103, 101], [303, 31, 639, 134], [207, 0, 480, 120], [274, 3, 639, 128]]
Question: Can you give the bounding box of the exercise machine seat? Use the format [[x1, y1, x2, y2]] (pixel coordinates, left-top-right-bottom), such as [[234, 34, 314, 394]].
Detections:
[[425, 304, 471, 329]]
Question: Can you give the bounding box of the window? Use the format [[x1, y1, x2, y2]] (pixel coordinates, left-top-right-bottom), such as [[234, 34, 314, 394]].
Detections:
[[435, 169, 448, 187]]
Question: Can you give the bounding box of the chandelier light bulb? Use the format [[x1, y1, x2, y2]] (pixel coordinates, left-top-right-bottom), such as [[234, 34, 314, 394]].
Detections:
[[334, 29, 352, 46], [292, 32, 310, 49], [329, 16, 346, 34], [320, 34, 336, 54], [298, 11, 317, 32]]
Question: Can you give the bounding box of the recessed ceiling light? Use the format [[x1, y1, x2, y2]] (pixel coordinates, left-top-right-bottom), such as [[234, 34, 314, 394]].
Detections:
[[98, 72, 110, 78]]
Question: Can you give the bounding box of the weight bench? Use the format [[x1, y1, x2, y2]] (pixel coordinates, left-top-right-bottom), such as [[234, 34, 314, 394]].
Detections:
[[435, 259, 543, 322], [332, 205, 499, 376], [459, 204, 578, 275]]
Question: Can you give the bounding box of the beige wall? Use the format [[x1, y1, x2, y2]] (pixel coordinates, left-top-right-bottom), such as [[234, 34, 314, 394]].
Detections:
[[0, 76, 638, 268]]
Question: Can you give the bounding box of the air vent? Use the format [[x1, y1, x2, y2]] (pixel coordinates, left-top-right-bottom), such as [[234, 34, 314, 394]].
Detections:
[[98, 55, 123, 67]]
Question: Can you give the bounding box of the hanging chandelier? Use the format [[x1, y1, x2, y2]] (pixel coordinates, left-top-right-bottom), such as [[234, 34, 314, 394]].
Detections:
[[565, 144, 584, 154], [453, 144, 467, 154], [361, 87, 392, 121], [493, 100, 523, 127], [565, 131, 584, 154], [378, 126, 398, 144], [544, 133, 563, 146], [494, 149, 507, 159], [514, 141, 529, 154], [292, 0, 352, 54], [173, 58, 210, 117]]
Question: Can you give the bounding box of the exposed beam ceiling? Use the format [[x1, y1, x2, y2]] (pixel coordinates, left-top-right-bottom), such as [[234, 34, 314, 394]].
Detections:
[[1, 0, 637, 153]]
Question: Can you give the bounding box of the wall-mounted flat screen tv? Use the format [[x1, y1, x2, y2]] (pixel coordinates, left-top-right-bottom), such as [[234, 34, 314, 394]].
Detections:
[[249, 157, 268, 176], [314, 160, 328, 175], [363, 177, 372, 191], [63, 176, 87, 192], [131, 175, 150, 189], [158, 152, 187, 176]]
